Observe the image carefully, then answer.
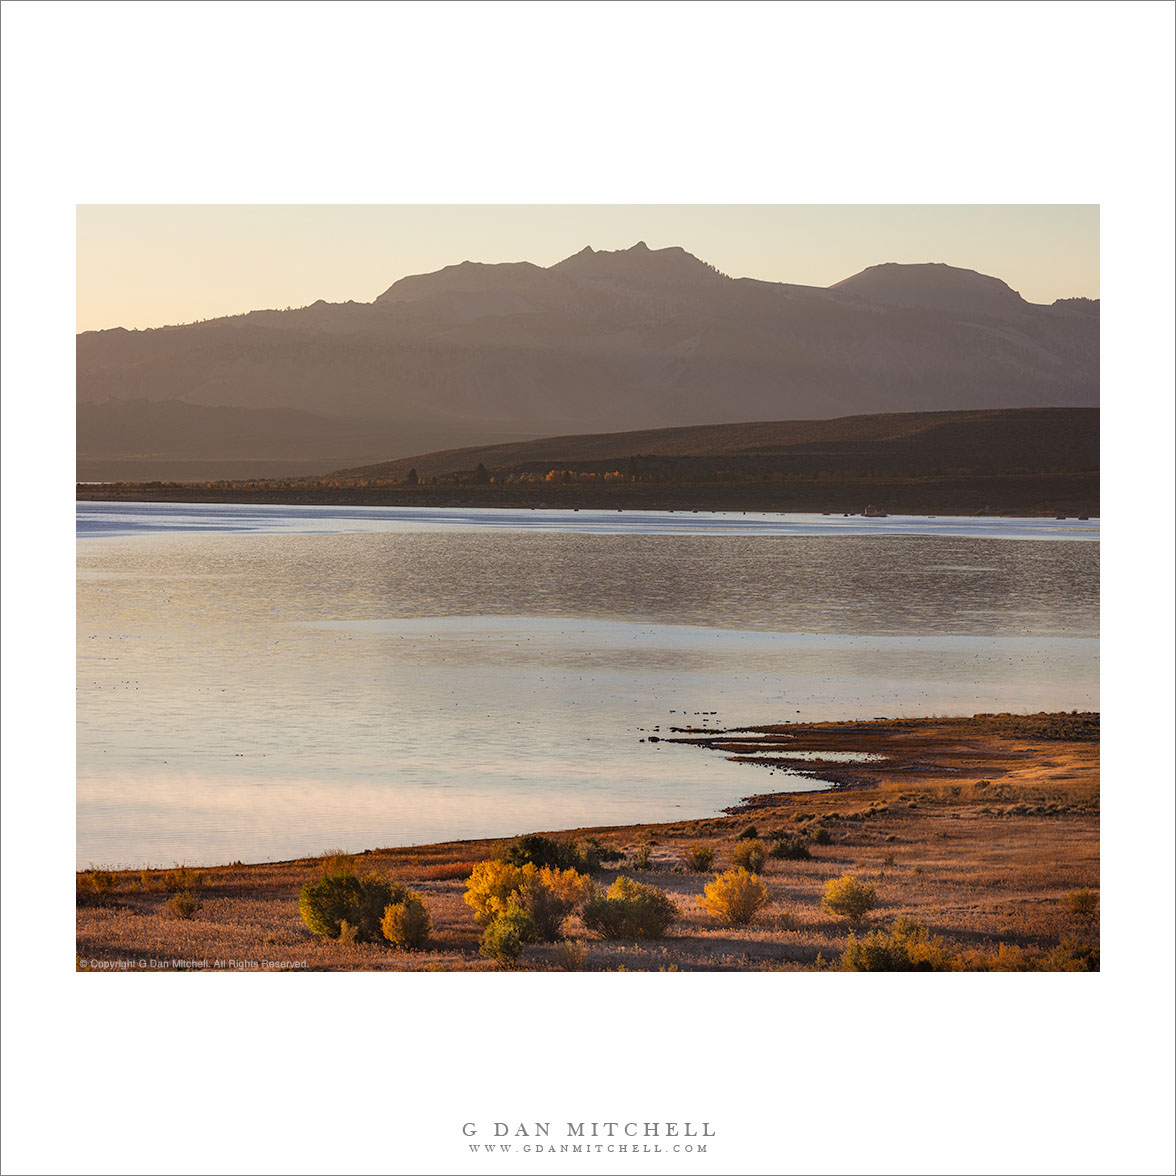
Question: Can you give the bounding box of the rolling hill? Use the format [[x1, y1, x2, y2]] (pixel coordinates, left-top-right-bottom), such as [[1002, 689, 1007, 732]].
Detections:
[[325, 406, 1098, 483]]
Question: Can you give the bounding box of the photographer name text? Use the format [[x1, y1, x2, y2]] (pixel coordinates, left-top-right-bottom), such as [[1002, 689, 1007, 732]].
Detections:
[[462, 1122, 713, 1155]]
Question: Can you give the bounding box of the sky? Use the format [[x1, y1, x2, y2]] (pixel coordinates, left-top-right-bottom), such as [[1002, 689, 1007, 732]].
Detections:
[[76, 204, 1099, 332]]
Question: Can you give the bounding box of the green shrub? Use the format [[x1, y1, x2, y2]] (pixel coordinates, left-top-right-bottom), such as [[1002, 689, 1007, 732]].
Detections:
[[736, 824, 759, 840], [497, 834, 589, 872], [822, 874, 878, 924], [380, 893, 431, 949], [166, 890, 202, 920], [730, 838, 767, 872], [1066, 888, 1099, 918], [839, 917, 951, 971], [581, 876, 678, 939], [701, 868, 768, 925], [810, 824, 833, 846], [631, 843, 653, 870], [769, 836, 811, 861], [298, 870, 406, 942], [480, 907, 537, 967], [682, 842, 715, 872]]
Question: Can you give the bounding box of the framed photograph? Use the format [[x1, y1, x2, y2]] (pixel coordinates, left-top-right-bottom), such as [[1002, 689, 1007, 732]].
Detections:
[[73, 204, 1102, 985], [3, 3, 1173, 1174]]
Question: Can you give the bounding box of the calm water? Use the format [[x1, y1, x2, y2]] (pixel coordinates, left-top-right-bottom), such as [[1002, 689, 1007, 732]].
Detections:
[[76, 504, 1099, 867]]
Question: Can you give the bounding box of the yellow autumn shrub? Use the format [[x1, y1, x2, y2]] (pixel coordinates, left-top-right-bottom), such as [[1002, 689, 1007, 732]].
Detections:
[[381, 892, 432, 949], [538, 865, 595, 908], [517, 865, 597, 940], [465, 860, 595, 939], [701, 867, 768, 925], [463, 860, 537, 924]]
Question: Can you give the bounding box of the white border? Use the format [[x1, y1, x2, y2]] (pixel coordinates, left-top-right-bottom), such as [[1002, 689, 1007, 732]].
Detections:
[[3, 3, 1174, 1175]]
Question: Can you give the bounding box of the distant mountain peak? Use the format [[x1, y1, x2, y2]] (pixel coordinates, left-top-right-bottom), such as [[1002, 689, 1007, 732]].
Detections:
[[831, 261, 1028, 314], [374, 258, 548, 303], [551, 241, 724, 281]]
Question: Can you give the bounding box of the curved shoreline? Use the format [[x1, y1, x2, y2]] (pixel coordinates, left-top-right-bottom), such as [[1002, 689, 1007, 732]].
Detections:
[[76, 713, 1100, 972]]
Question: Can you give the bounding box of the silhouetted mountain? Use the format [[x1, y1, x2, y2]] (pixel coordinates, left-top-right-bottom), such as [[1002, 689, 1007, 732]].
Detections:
[[77, 244, 1099, 480], [830, 262, 1029, 315]]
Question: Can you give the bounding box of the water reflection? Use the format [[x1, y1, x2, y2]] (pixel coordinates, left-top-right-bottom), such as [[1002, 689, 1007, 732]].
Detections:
[[77, 517, 1099, 866]]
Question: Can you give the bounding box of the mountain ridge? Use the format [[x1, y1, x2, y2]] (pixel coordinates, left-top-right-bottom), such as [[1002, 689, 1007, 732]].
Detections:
[[77, 245, 1099, 481]]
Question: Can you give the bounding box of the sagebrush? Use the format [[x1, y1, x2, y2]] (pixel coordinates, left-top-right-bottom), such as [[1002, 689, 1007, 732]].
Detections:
[[299, 870, 407, 942], [730, 839, 767, 872], [496, 834, 595, 873], [822, 874, 878, 923], [839, 916, 951, 971], [581, 876, 678, 939], [682, 843, 715, 872], [480, 907, 537, 967], [464, 860, 593, 937], [701, 868, 768, 925], [769, 836, 811, 861], [380, 893, 431, 949], [166, 890, 202, 920]]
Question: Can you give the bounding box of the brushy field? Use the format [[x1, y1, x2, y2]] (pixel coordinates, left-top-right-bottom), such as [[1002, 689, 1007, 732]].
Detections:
[[76, 713, 1099, 972]]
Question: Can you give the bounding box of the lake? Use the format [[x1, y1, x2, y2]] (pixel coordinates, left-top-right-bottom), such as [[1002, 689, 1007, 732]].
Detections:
[[76, 503, 1099, 867]]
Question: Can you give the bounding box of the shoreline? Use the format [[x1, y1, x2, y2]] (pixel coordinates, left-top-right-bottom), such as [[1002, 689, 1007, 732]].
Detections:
[[75, 476, 1098, 519], [77, 712, 1100, 971]]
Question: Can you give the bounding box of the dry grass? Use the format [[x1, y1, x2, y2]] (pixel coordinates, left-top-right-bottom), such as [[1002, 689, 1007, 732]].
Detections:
[[76, 713, 1099, 972]]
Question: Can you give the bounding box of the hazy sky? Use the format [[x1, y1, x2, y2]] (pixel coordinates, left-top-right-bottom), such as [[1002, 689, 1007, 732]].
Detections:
[[76, 204, 1098, 332]]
